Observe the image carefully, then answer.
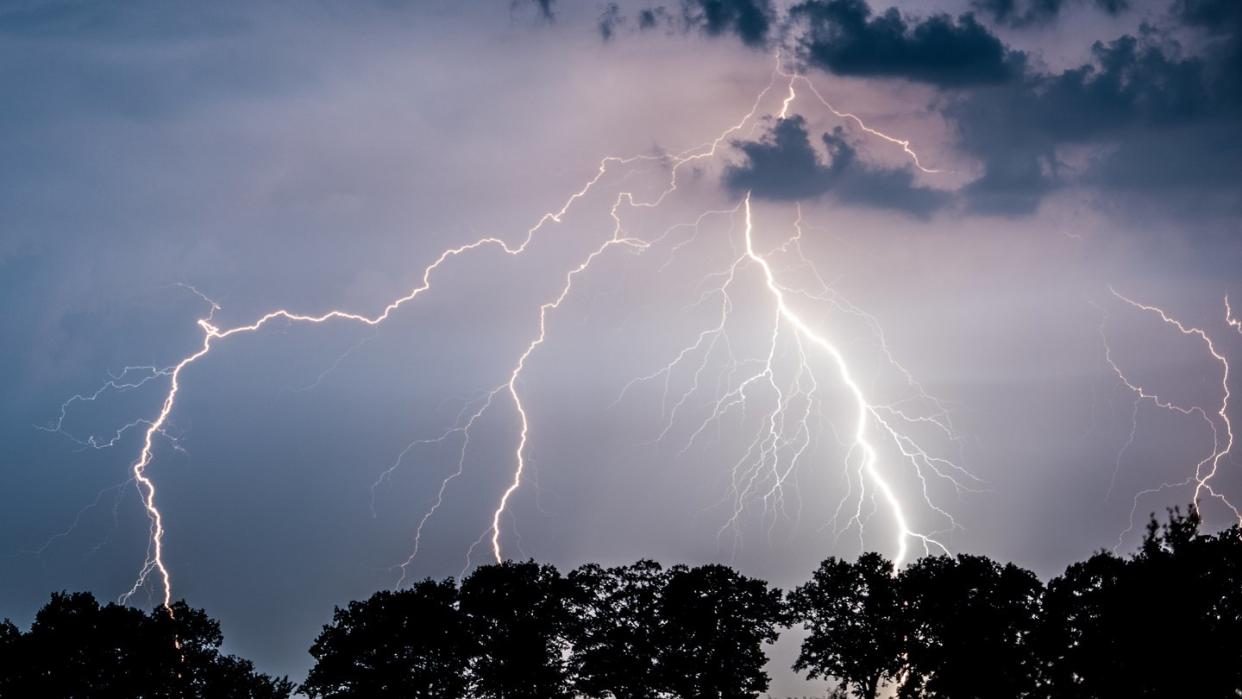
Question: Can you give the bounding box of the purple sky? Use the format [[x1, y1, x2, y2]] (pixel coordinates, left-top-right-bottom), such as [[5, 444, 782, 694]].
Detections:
[[2, 0, 1240, 694]]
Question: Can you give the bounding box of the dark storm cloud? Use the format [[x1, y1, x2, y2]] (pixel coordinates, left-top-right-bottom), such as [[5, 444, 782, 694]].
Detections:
[[682, 0, 774, 46], [788, 0, 1027, 87], [969, 0, 1129, 28], [951, 8, 1242, 215], [774, 0, 1239, 216], [1096, 0, 1130, 15], [588, 0, 1240, 219], [972, 0, 1066, 28], [596, 0, 774, 47], [533, 0, 1241, 217], [724, 116, 950, 218], [1174, 0, 1242, 30]]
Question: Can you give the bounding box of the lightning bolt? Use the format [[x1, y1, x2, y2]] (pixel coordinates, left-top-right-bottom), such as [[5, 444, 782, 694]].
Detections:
[[775, 61, 944, 175], [107, 181, 637, 608], [43, 53, 959, 609], [612, 204, 969, 565], [692, 197, 970, 565], [1101, 288, 1242, 549]]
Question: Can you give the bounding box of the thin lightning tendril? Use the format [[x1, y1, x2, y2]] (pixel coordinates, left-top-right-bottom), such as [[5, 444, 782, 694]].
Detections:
[[1102, 288, 1242, 549]]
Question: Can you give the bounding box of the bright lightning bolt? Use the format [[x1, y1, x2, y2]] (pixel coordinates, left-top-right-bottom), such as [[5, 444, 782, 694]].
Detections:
[[775, 60, 944, 175], [104, 181, 635, 608], [1101, 288, 1242, 548], [43, 53, 964, 610], [735, 196, 965, 565], [616, 192, 973, 564]]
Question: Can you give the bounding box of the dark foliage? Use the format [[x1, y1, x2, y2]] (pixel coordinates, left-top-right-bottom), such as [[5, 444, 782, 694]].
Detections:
[[787, 507, 1242, 697], [0, 592, 293, 699], [301, 560, 786, 698], [458, 560, 577, 699], [788, 552, 906, 699], [301, 579, 474, 698], [1038, 507, 1242, 697], [567, 560, 667, 699], [5, 507, 1240, 697], [899, 554, 1043, 698], [655, 564, 787, 698]]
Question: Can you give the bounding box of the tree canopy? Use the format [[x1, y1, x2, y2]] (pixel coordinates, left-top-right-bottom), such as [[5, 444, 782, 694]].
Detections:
[[0, 592, 293, 699], [3, 506, 1240, 698], [788, 552, 906, 699], [458, 560, 577, 699], [303, 559, 786, 699], [899, 554, 1043, 698], [654, 563, 786, 699], [785, 507, 1242, 698], [302, 579, 474, 699], [1038, 507, 1242, 697], [566, 560, 667, 699]]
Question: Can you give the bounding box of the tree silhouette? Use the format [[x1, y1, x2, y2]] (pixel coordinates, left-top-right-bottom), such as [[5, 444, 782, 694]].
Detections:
[[566, 560, 667, 699], [898, 554, 1043, 698], [787, 552, 906, 699], [6, 510, 1240, 698], [0, 620, 19, 698], [655, 563, 786, 699], [0, 591, 293, 699], [1037, 549, 1129, 698], [1040, 507, 1242, 697], [301, 578, 474, 698], [459, 560, 576, 699]]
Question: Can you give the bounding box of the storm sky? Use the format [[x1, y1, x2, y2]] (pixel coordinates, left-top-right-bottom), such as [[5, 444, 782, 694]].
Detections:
[[2, 0, 1241, 693]]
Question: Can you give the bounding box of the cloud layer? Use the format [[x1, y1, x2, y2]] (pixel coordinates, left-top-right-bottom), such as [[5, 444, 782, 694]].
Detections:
[[789, 0, 1026, 87], [725, 116, 950, 218], [599, 0, 1241, 219]]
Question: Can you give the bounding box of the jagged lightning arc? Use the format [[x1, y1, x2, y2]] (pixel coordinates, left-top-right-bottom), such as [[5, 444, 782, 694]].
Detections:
[[43, 54, 963, 608], [1101, 288, 1242, 548], [735, 196, 969, 564]]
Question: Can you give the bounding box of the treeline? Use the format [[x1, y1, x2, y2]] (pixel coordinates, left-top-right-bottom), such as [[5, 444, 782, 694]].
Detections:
[[1, 508, 1240, 698]]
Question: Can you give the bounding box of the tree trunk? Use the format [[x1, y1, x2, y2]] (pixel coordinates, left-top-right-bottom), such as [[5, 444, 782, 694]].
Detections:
[[865, 673, 881, 699]]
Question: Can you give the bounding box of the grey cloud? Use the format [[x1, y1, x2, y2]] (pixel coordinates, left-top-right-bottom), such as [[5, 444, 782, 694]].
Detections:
[[951, 14, 1242, 216], [515, 0, 556, 21], [682, 0, 774, 46], [1097, 0, 1130, 14], [638, 6, 670, 29], [589, 0, 1238, 219], [973, 0, 1068, 28], [594, 0, 774, 48], [1175, 0, 1242, 32], [959, 148, 1057, 216], [788, 0, 1027, 87], [969, 0, 1129, 29], [724, 116, 951, 218], [599, 3, 622, 39]]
